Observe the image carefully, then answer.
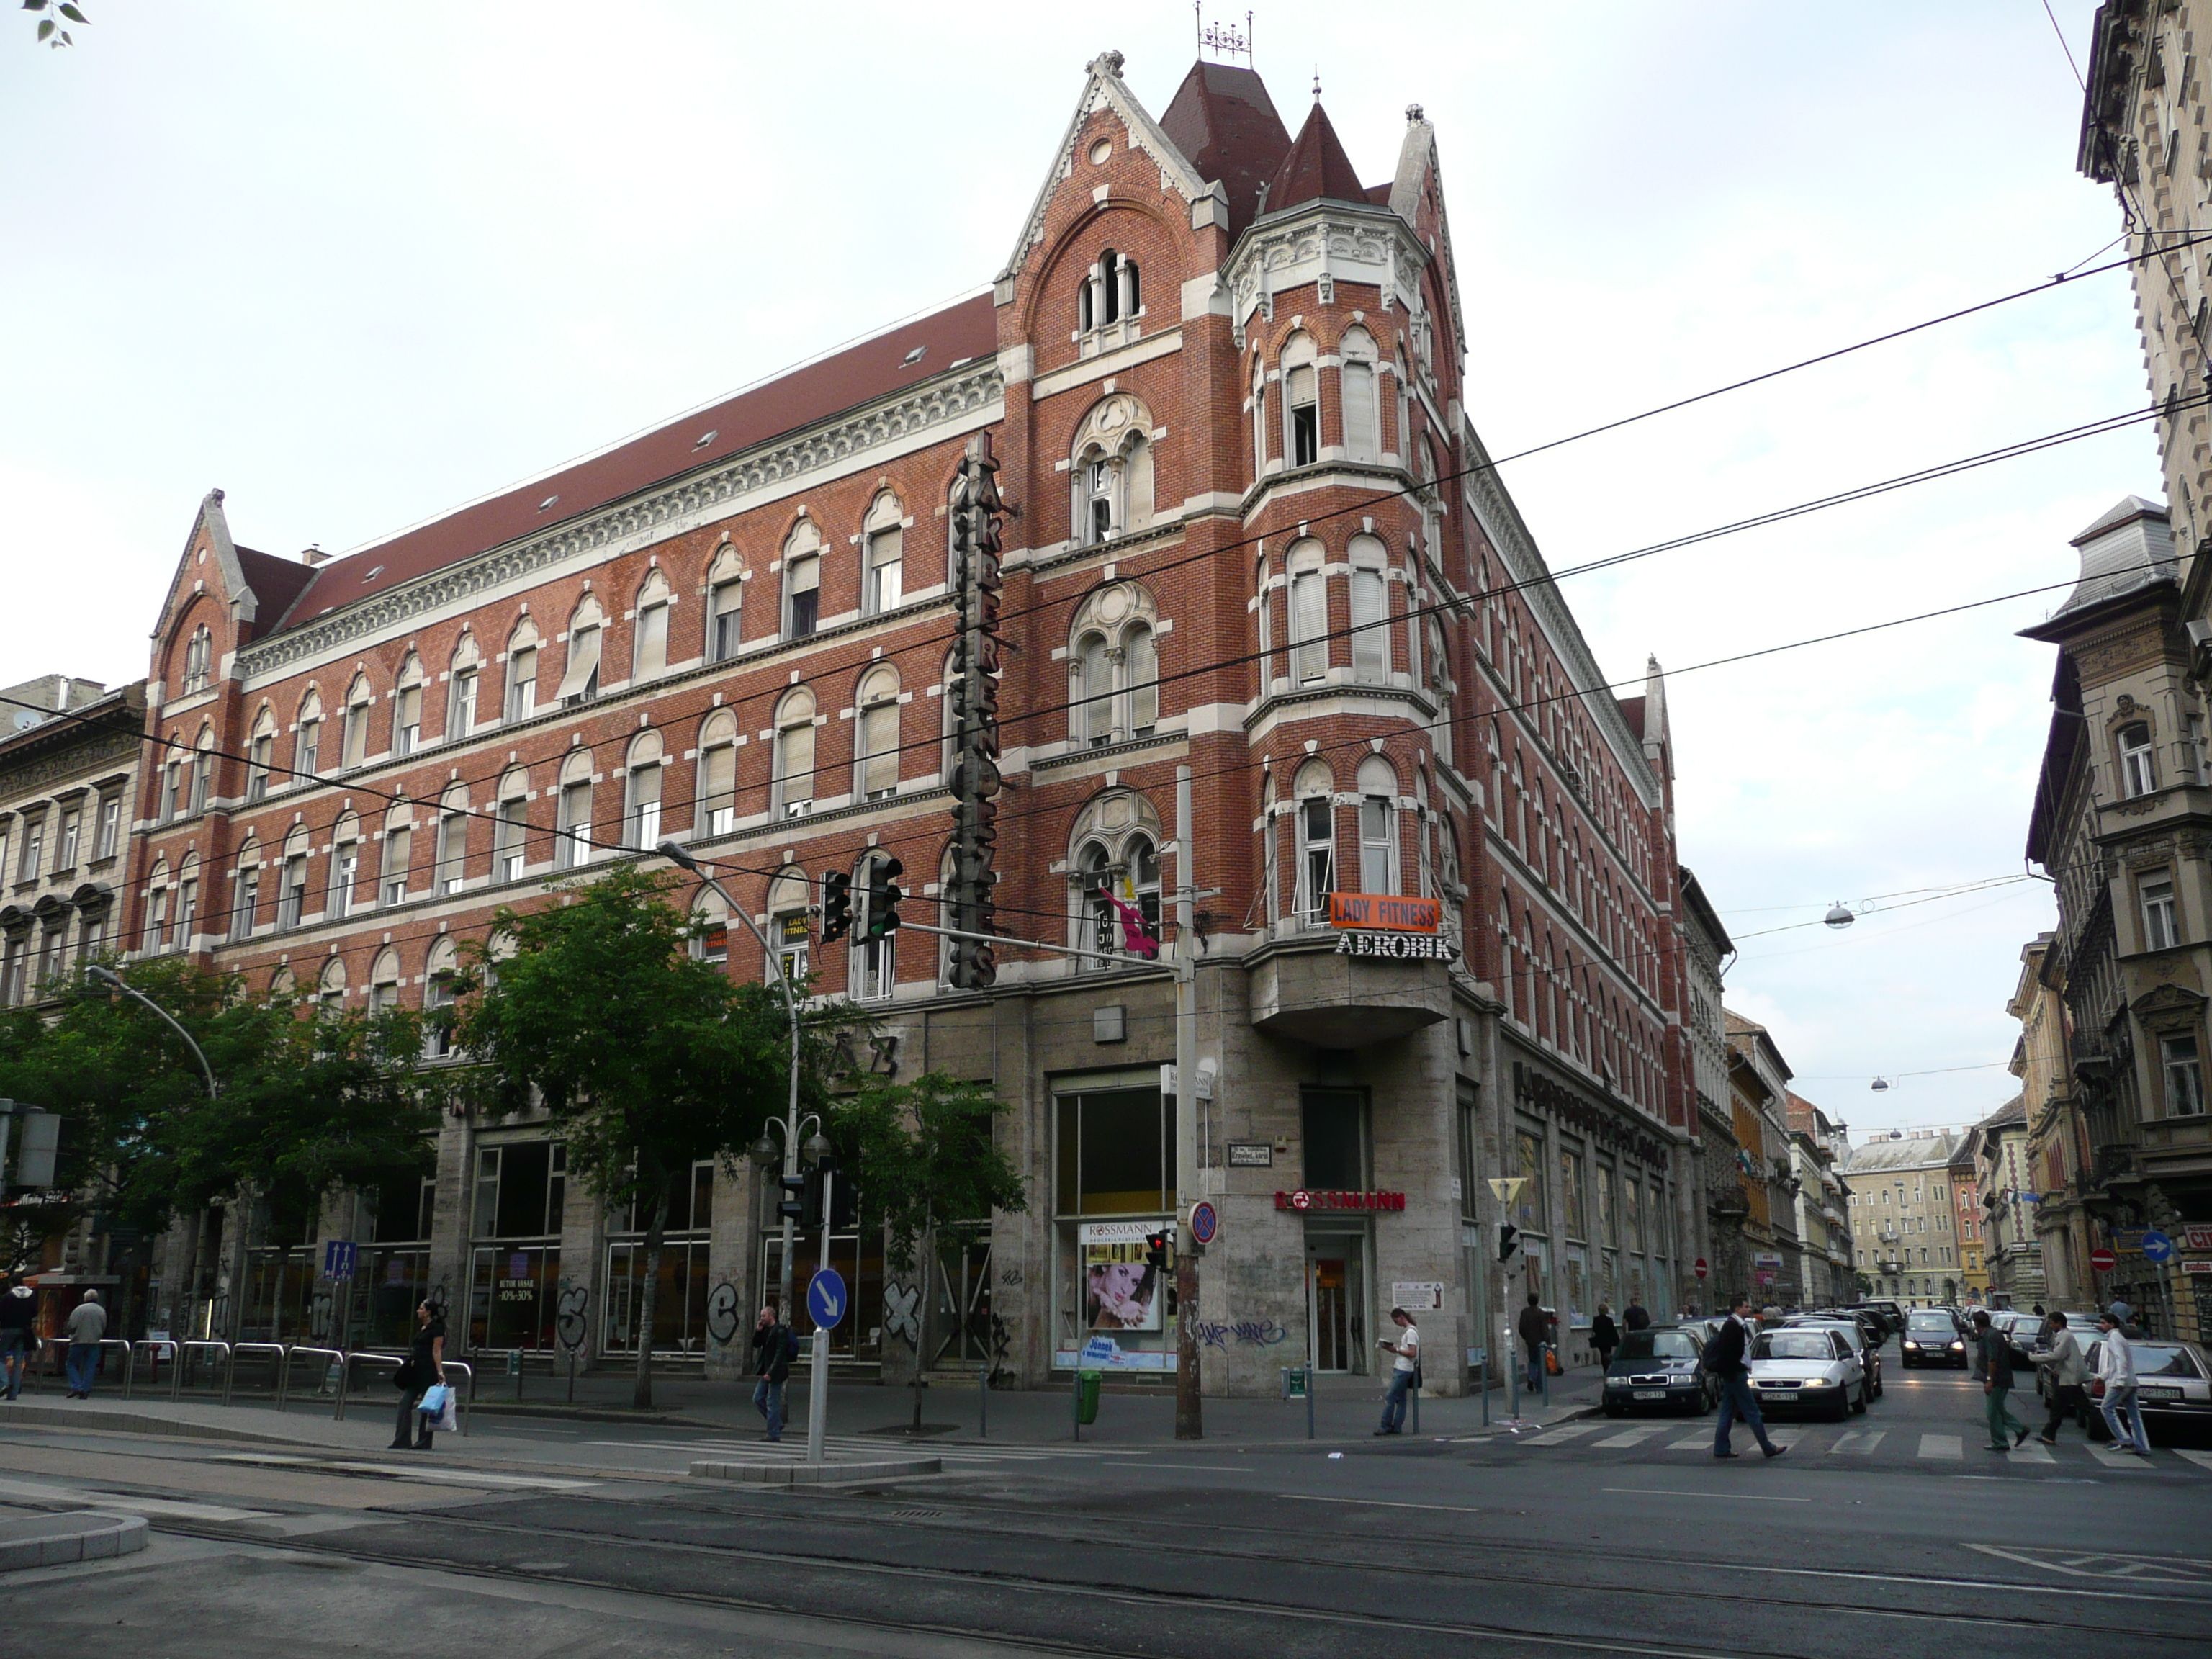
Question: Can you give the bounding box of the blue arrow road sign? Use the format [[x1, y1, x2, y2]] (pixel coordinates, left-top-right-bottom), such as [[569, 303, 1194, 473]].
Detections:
[[2141, 1230, 2175, 1264], [322, 1239, 357, 1281], [806, 1267, 849, 1329]]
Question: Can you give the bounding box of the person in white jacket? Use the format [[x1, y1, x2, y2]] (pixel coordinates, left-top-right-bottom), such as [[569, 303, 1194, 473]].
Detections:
[[2093, 1313, 2149, 1454]]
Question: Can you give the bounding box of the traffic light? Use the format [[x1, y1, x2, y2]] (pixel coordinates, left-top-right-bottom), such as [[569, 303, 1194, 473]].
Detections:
[[1143, 1228, 1172, 1271], [1498, 1222, 1520, 1264], [799, 1157, 834, 1231], [863, 856, 904, 939], [829, 1161, 859, 1231], [776, 1172, 807, 1226], [820, 871, 853, 942]]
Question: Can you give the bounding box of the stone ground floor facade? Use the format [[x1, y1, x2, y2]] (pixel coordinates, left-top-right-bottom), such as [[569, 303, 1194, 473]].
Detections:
[[142, 936, 1698, 1396]]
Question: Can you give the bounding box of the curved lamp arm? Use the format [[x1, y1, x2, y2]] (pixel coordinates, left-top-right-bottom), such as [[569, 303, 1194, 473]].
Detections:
[[86, 963, 218, 1102]]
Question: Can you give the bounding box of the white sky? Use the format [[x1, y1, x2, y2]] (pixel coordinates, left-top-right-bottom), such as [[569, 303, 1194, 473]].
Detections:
[[2, 3, 2149, 1136]]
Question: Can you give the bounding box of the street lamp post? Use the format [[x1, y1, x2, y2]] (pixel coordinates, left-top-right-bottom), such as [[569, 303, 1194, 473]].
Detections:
[[655, 841, 812, 1341]]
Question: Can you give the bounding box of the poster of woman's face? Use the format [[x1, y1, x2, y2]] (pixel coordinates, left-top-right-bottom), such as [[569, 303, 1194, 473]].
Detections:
[[1085, 1252, 1161, 1331]]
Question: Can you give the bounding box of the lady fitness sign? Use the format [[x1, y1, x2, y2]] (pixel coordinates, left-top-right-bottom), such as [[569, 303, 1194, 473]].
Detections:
[[1328, 892, 1457, 961]]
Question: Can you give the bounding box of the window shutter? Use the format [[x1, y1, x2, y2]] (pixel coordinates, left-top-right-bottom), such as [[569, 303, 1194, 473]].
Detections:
[[782, 721, 814, 802], [863, 703, 899, 796], [1293, 570, 1327, 683], [1127, 627, 1158, 732], [1287, 364, 1316, 410], [1352, 567, 1388, 683], [789, 556, 819, 594], [557, 627, 602, 701], [637, 604, 669, 676], [1344, 363, 1376, 460], [702, 743, 736, 829]]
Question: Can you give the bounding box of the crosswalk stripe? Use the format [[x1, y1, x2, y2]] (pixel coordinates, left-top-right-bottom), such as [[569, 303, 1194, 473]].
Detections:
[[1829, 1430, 1884, 1455], [2175, 1449, 2212, 1470], [1521, 1424, 1605, 1445], [2087, 1444, 2154, 1471], [1593, 1424, 1665, 1447], [1670, 1433, 1713, 1451], [1919, 1434, 1963, 1460], [2008, 1439, 2054, 1464]]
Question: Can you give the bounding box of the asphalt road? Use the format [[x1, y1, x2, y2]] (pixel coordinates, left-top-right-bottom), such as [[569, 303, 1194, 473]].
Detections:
[[0, 1336, 2205, 1659]]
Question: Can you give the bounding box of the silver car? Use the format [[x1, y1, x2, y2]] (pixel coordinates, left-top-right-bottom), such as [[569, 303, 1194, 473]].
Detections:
[[2085, 1339, 2212, 1446], [1788, 1316, 1884, 1400], [1747, 1326, 1869, 1420]]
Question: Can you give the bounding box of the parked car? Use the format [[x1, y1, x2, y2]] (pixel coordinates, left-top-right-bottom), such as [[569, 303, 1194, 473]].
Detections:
[[1789, 1315, 1884, 1398], [1991, 1310, 2045, 1371], [1899, 1309, 1969, 1369], [2084, 1340, 2212, 1446], [1853, 1300, 1905, 1336], [1748, 1327, 1869, 1420], [1600, 1327, 1715, 1417]]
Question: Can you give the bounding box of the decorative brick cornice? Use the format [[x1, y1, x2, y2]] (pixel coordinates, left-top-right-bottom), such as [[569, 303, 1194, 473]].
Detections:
[[236, 363, 1005, 679]]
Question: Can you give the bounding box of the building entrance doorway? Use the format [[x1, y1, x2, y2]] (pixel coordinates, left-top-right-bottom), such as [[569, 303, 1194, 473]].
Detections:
[[1305, 1233, 1368, 1374]]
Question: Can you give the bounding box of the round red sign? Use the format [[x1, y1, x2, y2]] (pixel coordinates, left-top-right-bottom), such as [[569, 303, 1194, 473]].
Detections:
[[1693, 1257, 1709, 1280], [1289, 1190, 1312, 1210], [2090, 1246, 2118, 1272]]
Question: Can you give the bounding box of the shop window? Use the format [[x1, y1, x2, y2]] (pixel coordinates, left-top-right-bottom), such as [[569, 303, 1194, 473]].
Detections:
[[1054, 1084, 1172, 1215], [1301, 1089, 1368, 1189]]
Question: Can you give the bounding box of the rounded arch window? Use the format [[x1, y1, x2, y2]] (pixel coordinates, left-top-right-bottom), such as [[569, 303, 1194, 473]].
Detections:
[[856, 667, 902, 801], [863, 491, 905, 616], [775, 688, 817, 816], [423, 937, 460, 1056], [783, 519, 822, 639], [1078, 246, 1140, 333], [765, 864, 810, 987], [707, 543, 744, 662], [1282, 331, 1319, 467], [504, 618, 541, 721], [1070, 394, 1155, 546], [634, 569, 673, 679], [556, 747, 594, 870], [1293, 759, 1336, 921], [1348, 535, 1390, 685], [698, 709, 740, 837], [1287, 538, 1328, 685], [2118, 721, 2158, 797], [1340, 325, 1380, 462]]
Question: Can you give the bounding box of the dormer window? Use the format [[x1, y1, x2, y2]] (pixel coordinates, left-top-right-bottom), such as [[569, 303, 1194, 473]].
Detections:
[[2120, 721, 2158, 797], [1078, 248, 1141, 333]]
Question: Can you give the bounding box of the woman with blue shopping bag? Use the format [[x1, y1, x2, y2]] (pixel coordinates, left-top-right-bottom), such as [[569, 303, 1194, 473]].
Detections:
[[391, 1300, 448, 1452]]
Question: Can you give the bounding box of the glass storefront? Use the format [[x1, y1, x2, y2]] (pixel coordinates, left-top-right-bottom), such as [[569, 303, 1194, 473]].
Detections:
[[762, 1228, 884, 1359], [467, 1138, 565, 1353], [604, 1160, 715, 1357], [238, 1246, 318, 1344], [1053, 1074, 1176, 1370]]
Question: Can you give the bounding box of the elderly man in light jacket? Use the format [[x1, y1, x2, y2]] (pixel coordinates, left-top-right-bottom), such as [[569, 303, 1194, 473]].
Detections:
[[2029, 1311, 2088, 1445], [2092, 1312, 2150, 1454]]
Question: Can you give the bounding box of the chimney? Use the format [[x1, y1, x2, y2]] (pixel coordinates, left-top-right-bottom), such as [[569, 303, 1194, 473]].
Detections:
[[301, 544, 331, 567]]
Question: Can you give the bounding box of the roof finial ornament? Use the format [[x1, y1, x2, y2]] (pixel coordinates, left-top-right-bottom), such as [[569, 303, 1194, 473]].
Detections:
[[1195, 4, 1253, 66], [1312, 66, 1322, 101], [1093, 48, 1125, 78], [1406, 102, 1425, 125]]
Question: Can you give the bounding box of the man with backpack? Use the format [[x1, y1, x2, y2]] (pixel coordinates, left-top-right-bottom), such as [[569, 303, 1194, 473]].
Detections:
[[751, 1302, 798, 1443], [1706, 1295, 1786, 1460]]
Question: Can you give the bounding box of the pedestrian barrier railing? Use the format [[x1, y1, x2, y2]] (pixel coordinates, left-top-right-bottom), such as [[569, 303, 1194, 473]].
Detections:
[[225, 1341, 286, 1407], [169, 1340, 231, 1401], [276, 1345, 344, 1411], [334, 1351, 401, 1420]]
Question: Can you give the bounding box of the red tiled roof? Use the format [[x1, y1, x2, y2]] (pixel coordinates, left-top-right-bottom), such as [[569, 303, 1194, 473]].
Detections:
[[1159, 61, 1292, 239], [1264, 102, 1368, 215], [234, 547, 318, 640], [268, 293, 1000, 634]]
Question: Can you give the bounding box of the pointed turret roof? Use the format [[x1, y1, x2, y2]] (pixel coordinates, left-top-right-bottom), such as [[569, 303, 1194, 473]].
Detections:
[[1158, 60, 1292, 238], [1263, 99, 1369, 216]]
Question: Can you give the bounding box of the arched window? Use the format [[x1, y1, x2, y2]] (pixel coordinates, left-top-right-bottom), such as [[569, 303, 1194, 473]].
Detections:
[[380, 802, 414, 906], [1357, 755, 1399, 895], [504, 618, 540, 722], [1251, 356, 1269, 479], [1255, 552, 1274, 689], [783, 519, 822, 639], [1427, 619, 1454, 768], [1079, 247, 1141, 333], [697, 709, 739, 837], [278, 827, 310, 930], [181, 623, 213, 694], [142, 859, 171, 954], [855, 667, 901, 801], [2119, 721, 2158, 796], [318, 955, 347, 1012], [557, 595, 605, 706], [1069, 393, 1155, 546], [1341, 325, 1380, 462], [767, 865, 809, 986], [624, 731, 664, 850], [1282, 331, 1318, 467], [449, 631, 482, 737], [341, 673, 374, 769], [1065, 790, 1164, 967], [1066, 582, 1161, 747], [331, 812, 362, 919], [246, 705, 276, 801], [493, 768, 530, 881], [634, 570, 673, 680], [556, 750, 593, 869], [230, 839, 261, 941], [189, 729, 215, 814], [174, 852, 199, 951], [1349, 535, 1390, 684], [423, 937, 459, 1058], [435, 783, 469, 894], [1294, 759, 1336, 922], [1260, 768, 1280, 925], [369, 948, 402, 1014], [1125, 623, 1158, 737], [691, 885, 730, 966], [1076, 631, 1112, 746], [775, 688, 817, 817], [863, 492, 904, 616], [852, 851, 898, 1000], [707, 543, 743, 663], [940, 647, 961, 779], [1287, 538, 1328, 685]]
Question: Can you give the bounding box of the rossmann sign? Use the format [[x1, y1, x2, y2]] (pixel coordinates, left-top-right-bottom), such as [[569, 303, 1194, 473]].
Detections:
[[1327, 894, 1441, 932]]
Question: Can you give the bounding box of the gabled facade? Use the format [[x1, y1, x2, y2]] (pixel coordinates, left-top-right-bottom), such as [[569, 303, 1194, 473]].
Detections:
[[117, 51, 1698, 1390]]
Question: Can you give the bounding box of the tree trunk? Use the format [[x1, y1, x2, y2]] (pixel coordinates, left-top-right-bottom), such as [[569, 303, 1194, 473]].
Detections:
[[632, 1179, 670, 1411]]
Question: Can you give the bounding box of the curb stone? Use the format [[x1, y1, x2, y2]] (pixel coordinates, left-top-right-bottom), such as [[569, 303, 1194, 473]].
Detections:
[[0, 1511, 148, 1572]]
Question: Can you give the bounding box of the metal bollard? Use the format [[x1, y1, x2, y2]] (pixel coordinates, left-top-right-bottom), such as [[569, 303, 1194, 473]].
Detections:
[[979, 1362, 988, 1440]]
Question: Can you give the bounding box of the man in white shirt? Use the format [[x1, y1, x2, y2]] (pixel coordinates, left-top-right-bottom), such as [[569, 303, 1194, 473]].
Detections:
[[1375, 1308, 1419, 1436], [2093, 1312, 2149, 1454]]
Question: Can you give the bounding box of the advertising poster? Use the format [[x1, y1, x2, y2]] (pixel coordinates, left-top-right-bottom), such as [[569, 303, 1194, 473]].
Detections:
[[1079, 1220, 1166, 1333]]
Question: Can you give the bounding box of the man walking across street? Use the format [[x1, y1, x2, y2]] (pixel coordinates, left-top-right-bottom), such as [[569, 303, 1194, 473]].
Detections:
[[62, 1290, 104, 1399], [1707, 1296, 1786, 1460], [1622, 1297, 1650, 1333], [1971, 1310, 2031, 1451], [2093, 1312, 2150, 1454], [750, 1303, 796, 1443], [0, 1274, 34, 1400], [2029, 1311, 2088, 1444], [1375, 1307, 1419, 1435], [1517, 1291, 1550, 1396]]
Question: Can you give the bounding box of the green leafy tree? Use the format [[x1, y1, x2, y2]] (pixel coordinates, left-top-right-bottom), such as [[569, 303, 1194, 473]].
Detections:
[[24, 1, 89, 49], [454, 867, 797, 1408], [830, 1070, 1027, 1422]]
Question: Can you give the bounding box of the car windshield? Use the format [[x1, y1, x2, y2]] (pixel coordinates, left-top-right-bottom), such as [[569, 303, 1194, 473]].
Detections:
[[1619, 1331, 1698, 1361], [1800, 1322, 1861, 1346], [1907, 1314, 1955, 1331], [2131, 1345, 2198, 1379], [1754, 1333, 1833, 1361]]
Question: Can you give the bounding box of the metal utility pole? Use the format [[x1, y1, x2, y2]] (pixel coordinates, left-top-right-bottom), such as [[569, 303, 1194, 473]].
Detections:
[[806, 1165, 835, 1465], [1173, 764, 1202, 1440]]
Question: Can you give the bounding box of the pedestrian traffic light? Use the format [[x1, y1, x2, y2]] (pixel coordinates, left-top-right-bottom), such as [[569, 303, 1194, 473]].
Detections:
[[1498, 1222, 1520, 1263], [1143, 1228, 1172, 1271], [820, 871, 853, 943], [863, 855, 904, 939], [776, 1172, 807, 1225], [799, 1156, 835, 1232]]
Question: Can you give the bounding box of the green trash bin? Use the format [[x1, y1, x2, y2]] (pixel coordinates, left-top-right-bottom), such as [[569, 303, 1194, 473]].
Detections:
[[1075, 1369, 1102, 1426]]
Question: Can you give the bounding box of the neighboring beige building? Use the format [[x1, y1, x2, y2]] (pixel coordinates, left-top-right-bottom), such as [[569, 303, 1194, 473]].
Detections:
[[1724, 1012, 1804, 1303], [2010, 932, 2095, 1303], [1679, 869, 1739, 1310], [1975, 1098, 2046, 1308], [1842, 1131, 1969, 1307], [1785, 1092, 1851, 1307], [0, 676, 144, 1008]]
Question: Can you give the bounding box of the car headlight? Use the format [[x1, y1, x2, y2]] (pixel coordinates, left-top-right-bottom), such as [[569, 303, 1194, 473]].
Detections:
[[1948, 1341, 1964, 1350], [1904, 1340, 1920, 1348]]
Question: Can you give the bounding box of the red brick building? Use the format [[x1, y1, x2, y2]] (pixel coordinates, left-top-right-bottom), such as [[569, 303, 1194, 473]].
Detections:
[[125, 52, 1699, 1392]]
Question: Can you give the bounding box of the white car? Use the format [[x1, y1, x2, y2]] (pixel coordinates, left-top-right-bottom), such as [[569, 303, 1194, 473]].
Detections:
[[1747, 1326, 1869, 1420]]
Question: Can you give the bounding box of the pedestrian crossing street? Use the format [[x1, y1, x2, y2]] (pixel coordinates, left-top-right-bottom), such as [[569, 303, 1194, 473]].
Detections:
[[1485, 1419, 2212, 1473]]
